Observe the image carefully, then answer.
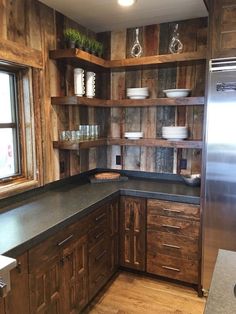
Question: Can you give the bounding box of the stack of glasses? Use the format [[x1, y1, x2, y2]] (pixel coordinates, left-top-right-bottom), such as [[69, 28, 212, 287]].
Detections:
[[59, 125, 100, 142]]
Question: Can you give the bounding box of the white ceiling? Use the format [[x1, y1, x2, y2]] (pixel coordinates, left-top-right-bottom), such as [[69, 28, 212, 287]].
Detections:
[[39, 0, 208, 33]]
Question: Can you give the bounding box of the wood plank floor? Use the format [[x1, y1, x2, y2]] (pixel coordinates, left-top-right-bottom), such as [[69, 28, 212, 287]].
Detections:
[[84, 272, 206, 314]]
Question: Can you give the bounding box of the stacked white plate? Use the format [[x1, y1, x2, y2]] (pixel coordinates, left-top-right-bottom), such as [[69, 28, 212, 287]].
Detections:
[[124, 131, 143, 139], [127, 87, 149, 99], [163, 89, 191, 98], [162, 126, 188, 140]]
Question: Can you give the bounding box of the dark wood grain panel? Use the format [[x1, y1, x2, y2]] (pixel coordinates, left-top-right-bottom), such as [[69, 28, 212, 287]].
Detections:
[[147, 199, 200, 221], [120, 197, 146, 271], [147, 253, 198, 284], [147, 230, 199, 260], [147, 215, 200, 239]]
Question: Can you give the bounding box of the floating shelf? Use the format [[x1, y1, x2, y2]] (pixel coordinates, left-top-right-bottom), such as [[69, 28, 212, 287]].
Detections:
[[53, 139, 107, 150], [107, 138, 203, 149], [49, 48, 207, 69], [53, 138, 202, 150], [51, 96, 205, 107]]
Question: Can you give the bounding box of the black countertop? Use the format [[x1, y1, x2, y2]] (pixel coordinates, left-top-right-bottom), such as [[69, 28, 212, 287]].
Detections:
[[0, 176, 200, 257], [204, 249, 236, 314]]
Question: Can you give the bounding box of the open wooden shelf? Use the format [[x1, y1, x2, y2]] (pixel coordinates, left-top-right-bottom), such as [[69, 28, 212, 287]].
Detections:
[[53, 138, 107, 150], [107, 138, 203, 149], [51, 96, 205, 107], [49, 48, 207, 69], [53, 138, 202, 150]]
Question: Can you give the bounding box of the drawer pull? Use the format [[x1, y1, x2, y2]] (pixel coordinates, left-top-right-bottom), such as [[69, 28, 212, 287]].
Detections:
[[163, 208, 181, 214], [95, 250, 107, 262], [162, 265, 180, 272], [163, 243, 181, 249], [162, 224, 181, 230], [95, 213, 106, 222], [57, 234, 73, 246], [95, 231, 105, 239]]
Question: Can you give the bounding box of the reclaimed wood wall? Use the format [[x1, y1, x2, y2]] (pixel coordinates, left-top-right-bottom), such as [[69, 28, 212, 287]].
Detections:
[[0, 0, 109, 184], [108, 17, 207, 174]]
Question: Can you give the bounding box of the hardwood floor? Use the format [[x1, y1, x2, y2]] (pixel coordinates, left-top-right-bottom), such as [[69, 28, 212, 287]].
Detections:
[[84, 272, 205, 314]]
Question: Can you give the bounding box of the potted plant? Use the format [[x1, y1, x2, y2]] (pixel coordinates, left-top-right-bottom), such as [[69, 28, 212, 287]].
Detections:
[[84, 37, 92, 53], [75, 31, 84, 50], [90, 39, 99, 55], [64, 28, 79, 48], [97, 42, 104, 58]]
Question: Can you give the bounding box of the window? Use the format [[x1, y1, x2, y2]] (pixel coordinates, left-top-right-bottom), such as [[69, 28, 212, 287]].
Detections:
[[0, 70, 20, 180], [0, 63, 41, 199]]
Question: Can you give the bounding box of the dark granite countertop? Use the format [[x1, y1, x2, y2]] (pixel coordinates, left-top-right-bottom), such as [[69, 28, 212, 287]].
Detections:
[[0, 176, 200, 258], [204, 249, 236, 314]]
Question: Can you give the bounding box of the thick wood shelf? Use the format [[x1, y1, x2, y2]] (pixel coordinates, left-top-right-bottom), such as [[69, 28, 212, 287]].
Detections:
[[49, 48, 207, 69], [53, 138, 202, 150], [53, 139, 107, 150], [107, 138, 203, 149], [51, 96, 205, 107]]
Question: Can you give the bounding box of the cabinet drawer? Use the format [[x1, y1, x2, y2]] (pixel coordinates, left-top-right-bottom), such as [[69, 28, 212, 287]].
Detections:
[[89, 205, 108, 229], [147, 230, 199, 260], [147, 253, 198, 284], [89, 222, 108, 249], [147, 216, 200, 238], [29, 216, 88, 272], [147, 199, 200, 221], [89, 266, 108, 301], [89, 238, 108, 277]]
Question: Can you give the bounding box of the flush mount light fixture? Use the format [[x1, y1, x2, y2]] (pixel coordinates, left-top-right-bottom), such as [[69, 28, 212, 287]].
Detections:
[[118, 0, 136, 7]]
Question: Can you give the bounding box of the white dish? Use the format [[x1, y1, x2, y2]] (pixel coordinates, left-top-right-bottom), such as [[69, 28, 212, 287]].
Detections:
[[128, 95, 148, 99], [124, 131, 143, 139], [162, 126, 188, 140], [163, 89, 191, 98]]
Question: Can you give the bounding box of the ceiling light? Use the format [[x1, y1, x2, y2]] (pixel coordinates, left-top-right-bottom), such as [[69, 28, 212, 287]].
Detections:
[[118, 0, 136, 7]]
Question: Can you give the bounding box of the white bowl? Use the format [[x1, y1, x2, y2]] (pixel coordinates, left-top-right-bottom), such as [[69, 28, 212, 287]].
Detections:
[[124, 131, 143, 139], [163, 89, 191, 98]]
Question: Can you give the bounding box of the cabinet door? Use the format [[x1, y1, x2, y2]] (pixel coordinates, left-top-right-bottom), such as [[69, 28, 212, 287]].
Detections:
[[108, 199, 119, 275], [61, 235, 88, 313], [210, 0, 236, 57], [5, 253, 29, 314], [29, 255, 62, 314], [0, 299, 4, 314], [120, 197, 146, 271]]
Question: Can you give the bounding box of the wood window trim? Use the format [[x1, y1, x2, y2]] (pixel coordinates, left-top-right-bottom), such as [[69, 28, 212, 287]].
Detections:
[[0, 65, 43, 200]]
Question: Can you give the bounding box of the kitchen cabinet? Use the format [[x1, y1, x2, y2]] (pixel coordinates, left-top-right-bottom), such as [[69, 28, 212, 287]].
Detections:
[[120, 196, 146, 271], [28, 216, 89, 313], [210, 0, 236, 58], [108, 198, 119, 276], [61, 235, 88, 313], [88, 204, 110, 301], [0, 300, 4, 314], [4, 253, 30, 314], [147, 199, 200, 285]]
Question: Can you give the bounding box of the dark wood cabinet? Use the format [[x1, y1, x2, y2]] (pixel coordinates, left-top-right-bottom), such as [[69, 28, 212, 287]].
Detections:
[[61, 235, 88, 313], [4, 253, 30, 314], [108, 198, 119, 275], [120, 197, 146, 271], [0, 299, 4, 314], [29, 217, 89, 314], [147, 199, 200, 285], [210, 0, 236, 58]]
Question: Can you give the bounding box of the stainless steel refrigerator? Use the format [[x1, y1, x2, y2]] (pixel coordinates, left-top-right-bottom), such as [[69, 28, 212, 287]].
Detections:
[[202, 58, 236, 292]]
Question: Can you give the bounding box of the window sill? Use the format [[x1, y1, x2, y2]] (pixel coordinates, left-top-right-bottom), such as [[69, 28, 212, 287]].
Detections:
[[0, 178, 40, 200]]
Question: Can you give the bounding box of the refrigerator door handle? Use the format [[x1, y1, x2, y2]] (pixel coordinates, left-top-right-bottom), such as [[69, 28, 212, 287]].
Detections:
[[234, 284, 236, 298], [216, 82, 236, 92]]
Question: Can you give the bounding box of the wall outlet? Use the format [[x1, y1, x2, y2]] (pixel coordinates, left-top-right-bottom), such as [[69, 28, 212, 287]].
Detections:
[[180, 159, 187, 169], [116, 155, 121, 165]]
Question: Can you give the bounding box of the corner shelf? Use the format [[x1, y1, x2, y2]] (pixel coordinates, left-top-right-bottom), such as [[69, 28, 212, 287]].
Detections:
[[51, 96, 205, 107], [53, 138, 202, 150], [49, 48, 207, 69]]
